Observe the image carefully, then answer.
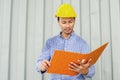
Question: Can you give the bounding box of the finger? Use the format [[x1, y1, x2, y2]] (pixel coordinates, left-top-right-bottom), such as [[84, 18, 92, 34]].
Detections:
[[81, 59, 88, 64], [68, 64, 78, 72], [78, 59, 86, 65], [68, 67, 76, 71], [85, 59, 92, 68], [69, 62, 79, 68], [78, 60, 82, 64], [41, 61, 49, 69], [84, 58, 91, 66], [42, 62, 49, 69], [83, 60, 91, 68], [87, 58, 92, 63], [68, 65, 83, 73], [44, 60, 50, 66], [40, 65, 47, 71]]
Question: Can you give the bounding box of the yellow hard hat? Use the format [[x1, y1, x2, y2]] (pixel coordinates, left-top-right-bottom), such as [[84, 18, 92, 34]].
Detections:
[[55, 3, 77, 18]]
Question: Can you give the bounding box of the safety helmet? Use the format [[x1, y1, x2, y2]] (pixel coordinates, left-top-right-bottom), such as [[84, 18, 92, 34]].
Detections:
[[55, 3, 77, 18]]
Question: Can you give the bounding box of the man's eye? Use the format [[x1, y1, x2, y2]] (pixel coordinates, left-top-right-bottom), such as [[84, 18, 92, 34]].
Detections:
[[62, 22, 66, 24], [69, 21, 73, 23]]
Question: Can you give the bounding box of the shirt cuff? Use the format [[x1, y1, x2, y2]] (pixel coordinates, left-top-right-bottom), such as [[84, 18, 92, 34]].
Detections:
[[36, 61, 46, 74], [82, 65, 95, 78], [82, 68, 91, 77]]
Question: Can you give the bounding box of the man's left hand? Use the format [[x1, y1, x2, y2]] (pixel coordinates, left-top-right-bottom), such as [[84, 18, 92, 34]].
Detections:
[[69, 59, 91, 75]]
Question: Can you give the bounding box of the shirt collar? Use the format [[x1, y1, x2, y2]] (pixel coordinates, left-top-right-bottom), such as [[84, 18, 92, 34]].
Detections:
[[58, 31, 75, 39]]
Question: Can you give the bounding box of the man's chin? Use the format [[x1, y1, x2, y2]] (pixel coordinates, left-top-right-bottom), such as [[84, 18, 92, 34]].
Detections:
[[64, 31, 72, 35]]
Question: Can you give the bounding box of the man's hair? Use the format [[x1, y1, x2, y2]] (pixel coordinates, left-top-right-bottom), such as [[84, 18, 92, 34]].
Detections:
[[57, 17, 76, 22], [57, 17, 59, 21]]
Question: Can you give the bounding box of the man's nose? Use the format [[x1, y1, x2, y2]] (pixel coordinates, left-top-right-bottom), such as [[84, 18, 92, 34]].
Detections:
[[66, 23, 70, 27]]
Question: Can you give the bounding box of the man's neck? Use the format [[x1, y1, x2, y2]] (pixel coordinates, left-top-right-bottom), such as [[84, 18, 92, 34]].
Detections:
[[61, 32, 73, 39]]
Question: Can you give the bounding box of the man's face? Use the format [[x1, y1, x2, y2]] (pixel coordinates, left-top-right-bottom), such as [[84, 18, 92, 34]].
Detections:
[[58, 17, 75, 35]]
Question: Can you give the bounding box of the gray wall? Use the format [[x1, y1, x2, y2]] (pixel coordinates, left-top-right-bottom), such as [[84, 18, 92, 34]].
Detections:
[[0, 0, 120, 80]]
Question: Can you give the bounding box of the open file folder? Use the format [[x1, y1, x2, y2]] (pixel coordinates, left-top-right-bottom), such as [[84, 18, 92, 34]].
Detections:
[[47, 42, 109, 76]]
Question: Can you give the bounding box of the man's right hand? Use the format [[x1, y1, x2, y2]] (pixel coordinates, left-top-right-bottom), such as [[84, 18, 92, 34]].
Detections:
[[40, 60, 50, 72]]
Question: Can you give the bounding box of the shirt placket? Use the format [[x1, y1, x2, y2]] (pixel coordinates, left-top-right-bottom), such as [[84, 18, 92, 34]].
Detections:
[[61, 39, 69, 80], [64, 39, 68, 51]]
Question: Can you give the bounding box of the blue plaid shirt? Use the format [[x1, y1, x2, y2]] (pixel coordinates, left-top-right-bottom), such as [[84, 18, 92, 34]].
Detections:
[[36, 32, 95, 80]]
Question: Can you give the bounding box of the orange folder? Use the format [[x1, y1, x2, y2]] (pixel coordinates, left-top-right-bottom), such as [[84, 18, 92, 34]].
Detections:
[[47, 42, 109, 76]]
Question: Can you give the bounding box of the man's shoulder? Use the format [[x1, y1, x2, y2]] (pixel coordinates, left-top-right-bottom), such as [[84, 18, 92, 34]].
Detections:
[[74, 33, 88, 45], [47, 35, 59, 42]]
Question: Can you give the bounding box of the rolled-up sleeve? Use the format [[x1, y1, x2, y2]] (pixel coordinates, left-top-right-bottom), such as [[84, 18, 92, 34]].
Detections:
[[82, 65, 95, 78], [36, 39, 51, 73], [81, 42, 95, 78]]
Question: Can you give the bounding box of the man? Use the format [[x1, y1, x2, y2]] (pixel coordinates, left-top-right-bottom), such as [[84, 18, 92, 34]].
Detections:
[[36, 3, 95, 80]]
